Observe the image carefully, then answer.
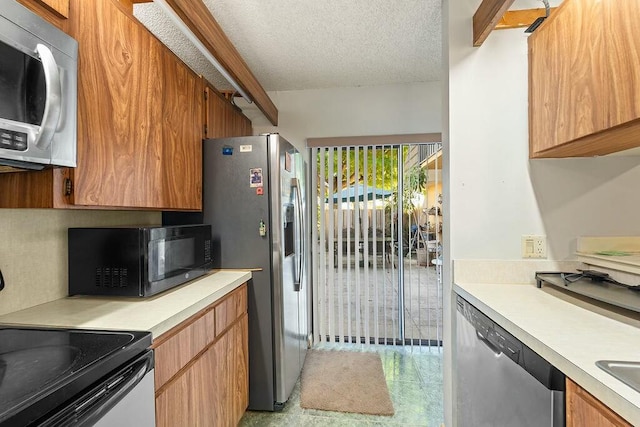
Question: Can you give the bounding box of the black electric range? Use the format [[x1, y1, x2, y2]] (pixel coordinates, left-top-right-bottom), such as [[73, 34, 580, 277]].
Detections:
[[536, 269, 640, 313], [0, 326, 151, 426]]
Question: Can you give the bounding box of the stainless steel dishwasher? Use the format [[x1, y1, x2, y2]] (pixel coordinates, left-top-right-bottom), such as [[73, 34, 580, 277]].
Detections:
[[455, 295, 565, 427]]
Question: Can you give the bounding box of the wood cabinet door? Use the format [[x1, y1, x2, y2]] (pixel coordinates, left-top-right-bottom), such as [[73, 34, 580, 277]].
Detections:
[[156, 323, 241, 427], [204, 84, 252, 139], [68, 0, 164, 208], [155, 286, 248, 427], [232, 313, 250, 423], [204, 85, 227, 139], [156, 341, 220, 427], [566, 379, 631, 427], [529, 0, 606, 156], [603, 0, 640, 128], [161, 50, 203, 210]]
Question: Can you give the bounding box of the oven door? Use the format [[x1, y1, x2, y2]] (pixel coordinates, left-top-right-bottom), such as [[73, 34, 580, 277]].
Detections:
[[39, 350, 155, 427]]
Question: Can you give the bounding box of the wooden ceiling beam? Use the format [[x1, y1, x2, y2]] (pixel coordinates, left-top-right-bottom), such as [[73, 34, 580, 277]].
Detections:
[[473, 0, 516, 46], [154, 0, 278, 125], [495, 7, 557, 30]]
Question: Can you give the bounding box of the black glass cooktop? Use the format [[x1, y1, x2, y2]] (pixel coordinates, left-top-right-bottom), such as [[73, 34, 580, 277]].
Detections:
[[0, 327, 151, 427]]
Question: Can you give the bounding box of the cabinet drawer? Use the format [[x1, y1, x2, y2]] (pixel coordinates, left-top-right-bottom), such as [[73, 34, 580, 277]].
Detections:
[[153, 283, 248, 389], [153, 308, 215, 389], [215, 285, 247, 336]]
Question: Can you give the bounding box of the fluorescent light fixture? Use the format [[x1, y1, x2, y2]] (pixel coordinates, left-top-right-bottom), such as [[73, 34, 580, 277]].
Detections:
[[154, 0, 253, 103]]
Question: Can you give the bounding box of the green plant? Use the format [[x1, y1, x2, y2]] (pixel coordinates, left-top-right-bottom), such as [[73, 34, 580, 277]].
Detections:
[[385, 164, 427, 214]]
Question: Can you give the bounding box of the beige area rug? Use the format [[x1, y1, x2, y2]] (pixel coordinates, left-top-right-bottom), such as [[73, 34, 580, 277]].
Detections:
[[300, 350, 395, 416]]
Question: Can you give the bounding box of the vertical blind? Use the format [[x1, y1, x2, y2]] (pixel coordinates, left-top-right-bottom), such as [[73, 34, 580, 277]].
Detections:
[[311, 143, 443, 348]]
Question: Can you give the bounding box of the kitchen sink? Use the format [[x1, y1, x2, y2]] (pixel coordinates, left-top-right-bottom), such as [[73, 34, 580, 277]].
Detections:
[[596, 360, 640, 393]]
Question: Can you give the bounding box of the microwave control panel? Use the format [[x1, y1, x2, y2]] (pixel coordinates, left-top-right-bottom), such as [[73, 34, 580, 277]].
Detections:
[[0, 130, 28, 151]]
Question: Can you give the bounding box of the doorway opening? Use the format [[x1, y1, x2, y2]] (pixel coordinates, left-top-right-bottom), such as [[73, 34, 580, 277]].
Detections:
[[310, 142, 443, 349]]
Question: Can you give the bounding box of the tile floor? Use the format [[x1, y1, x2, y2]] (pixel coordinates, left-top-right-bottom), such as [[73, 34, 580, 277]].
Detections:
[[239, 342, 444, 426]]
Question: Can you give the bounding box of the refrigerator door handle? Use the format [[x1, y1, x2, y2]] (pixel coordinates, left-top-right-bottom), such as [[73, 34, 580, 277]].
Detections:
[[292, 178, 303, 291]]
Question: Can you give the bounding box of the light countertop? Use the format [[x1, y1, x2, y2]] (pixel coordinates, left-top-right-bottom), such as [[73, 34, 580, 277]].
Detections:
[[0, 270, 251, 339], [454, 281, 640, 425]]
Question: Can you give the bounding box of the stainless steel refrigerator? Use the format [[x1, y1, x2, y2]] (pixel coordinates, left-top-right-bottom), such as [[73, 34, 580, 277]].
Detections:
[[164, 134, 308, 411]]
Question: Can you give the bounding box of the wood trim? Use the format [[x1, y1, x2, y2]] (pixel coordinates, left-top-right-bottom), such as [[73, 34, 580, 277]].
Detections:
[[307, 133, 442, 148], [115, 0, 133, 13], [206, 82, 246, 115], [473, 0, 516, 46], [495, 8, 557, 30], [530, 118, 640, 158], [161, 0, 278, 126], [37, 0, 70, 18], [16, 0, 68, 30]]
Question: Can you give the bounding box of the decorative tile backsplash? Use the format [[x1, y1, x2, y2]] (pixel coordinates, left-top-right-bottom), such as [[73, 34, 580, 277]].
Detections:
[[0, 209, 160, 316]]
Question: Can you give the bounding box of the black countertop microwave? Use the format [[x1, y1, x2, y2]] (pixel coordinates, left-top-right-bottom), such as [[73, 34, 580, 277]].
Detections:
[[68, 225, 213, 297], [0, 1, 78, 172]]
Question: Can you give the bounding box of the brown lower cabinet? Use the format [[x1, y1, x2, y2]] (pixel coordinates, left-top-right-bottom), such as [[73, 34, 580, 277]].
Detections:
[[566, 378, 632, 427], [154, 284, 248, 427]]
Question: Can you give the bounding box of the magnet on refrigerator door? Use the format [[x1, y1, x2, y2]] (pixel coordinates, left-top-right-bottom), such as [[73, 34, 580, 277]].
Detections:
[[250, 168, 263, 187]]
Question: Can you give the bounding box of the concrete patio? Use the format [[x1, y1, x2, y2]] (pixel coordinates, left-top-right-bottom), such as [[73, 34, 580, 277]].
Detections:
[[314, 252, 443, 347]]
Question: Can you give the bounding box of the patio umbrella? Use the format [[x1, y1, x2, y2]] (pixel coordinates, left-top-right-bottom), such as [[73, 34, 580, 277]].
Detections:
[[327, 184, 393, 203]]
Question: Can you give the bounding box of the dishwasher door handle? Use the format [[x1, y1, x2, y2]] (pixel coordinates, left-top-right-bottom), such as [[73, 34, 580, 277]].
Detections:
[[476, 331, 502, 356]]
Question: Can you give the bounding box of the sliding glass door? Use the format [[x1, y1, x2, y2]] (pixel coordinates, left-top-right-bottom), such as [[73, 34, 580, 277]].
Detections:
[[310, 143, 442, 348]]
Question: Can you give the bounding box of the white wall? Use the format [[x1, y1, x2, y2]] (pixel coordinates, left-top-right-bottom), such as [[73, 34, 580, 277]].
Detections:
[[237, 81, 442, 157], [447, 2, 640, 263], [445, 0, 640, 425]]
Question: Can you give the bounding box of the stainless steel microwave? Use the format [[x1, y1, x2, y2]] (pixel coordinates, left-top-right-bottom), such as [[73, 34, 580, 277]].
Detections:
[[0, 2, 78, 172], [68, 225, 213, 297]]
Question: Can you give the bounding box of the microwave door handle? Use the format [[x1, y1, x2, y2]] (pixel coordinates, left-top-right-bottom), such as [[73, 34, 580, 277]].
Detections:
[[34, 44, 62, 151]]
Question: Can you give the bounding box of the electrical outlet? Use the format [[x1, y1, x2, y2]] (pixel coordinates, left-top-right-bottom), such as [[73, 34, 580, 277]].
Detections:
[[522, 235, 547, 259]]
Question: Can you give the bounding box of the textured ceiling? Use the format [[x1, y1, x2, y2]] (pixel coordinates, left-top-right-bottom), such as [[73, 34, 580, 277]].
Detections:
[[134, 0, 441, 92], [133, 1, 564, 94]]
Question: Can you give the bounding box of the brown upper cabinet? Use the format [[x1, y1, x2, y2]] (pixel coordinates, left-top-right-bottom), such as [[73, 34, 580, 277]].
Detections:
[[204, 84, 253, 139], [1, 0, 204, 210], [529, 0, 640, 158], [68, 0, 203, 210], [1, 0, 254, 210]]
